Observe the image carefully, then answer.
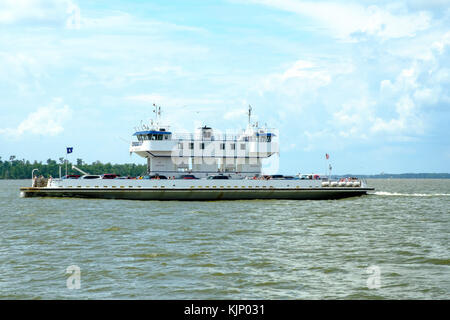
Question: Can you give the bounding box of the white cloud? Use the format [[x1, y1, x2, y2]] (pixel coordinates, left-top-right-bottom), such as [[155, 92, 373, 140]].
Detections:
[[223, 108, 248, 120], [65, 0, 80, 29], [254, 57, 354, 117], [79, 11, 205, 33], [0, 0, 80, 28], [431, 31, 450, 55], [0, 52, 47, 87], [78, 64, 189, 89], [380, 64, 420, 97], [259, 59, 333, 98], [124, 94, 226, 130], [370, 96, 423, 135], [281, 60, 331, 85], [333, 98, 375, 130], [246, 26, 450, 151], [125, 94, 224, 108], [0, 99, 73, 137], [245, 0, 432, 41]]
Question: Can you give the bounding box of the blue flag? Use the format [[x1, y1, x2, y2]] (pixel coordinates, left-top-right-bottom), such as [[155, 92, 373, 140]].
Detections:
[[67, 147, 73, 154]]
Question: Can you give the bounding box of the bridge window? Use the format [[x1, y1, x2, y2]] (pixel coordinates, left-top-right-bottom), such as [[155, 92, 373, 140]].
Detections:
[[258, 135, 272, 142]]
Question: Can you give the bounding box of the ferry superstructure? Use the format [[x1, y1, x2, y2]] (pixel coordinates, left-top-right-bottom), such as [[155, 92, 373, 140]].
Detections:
[[130, 105, 277, 179], [20, 105, 374, 200]]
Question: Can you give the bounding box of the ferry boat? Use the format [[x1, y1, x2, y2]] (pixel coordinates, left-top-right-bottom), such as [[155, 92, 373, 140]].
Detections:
[[20, 105, 374, 200]]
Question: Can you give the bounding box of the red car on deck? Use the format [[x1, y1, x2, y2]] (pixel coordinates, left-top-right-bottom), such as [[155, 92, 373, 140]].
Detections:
[[102, 174, 120, 179]]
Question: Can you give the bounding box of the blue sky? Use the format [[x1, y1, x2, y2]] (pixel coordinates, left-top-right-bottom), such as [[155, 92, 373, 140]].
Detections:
[[0, 0, 449, 174]]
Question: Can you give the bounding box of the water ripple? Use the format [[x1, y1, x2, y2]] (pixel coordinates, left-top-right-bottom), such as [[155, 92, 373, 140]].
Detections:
[[0, 179, 449, 299]]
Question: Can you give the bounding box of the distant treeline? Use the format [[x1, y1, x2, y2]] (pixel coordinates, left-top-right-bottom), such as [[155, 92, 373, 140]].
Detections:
[[343, 173, 450, 179], [0, 156, 147, 179]]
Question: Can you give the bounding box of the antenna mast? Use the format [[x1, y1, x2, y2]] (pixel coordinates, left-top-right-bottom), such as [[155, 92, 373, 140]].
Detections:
[[153, 103, 162, 123], [248, 104, 252, 125]]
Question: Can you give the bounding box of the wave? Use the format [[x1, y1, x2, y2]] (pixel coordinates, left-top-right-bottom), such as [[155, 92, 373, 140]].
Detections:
[[373, 191, 450, 197]]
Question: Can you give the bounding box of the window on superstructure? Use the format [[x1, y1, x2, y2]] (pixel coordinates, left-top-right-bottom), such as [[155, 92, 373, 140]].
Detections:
[[203, 132, 211, 139], [178, 142, 183, 149], [230, 143, 235, 150], [200, 143, 205, 149], [189, 142, 194, 149], [220, 143, 225, 150], [240, 144, 246, 150]]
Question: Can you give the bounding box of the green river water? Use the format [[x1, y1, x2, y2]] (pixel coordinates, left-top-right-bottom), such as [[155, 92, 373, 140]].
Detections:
[[0, 179, 448, 299]]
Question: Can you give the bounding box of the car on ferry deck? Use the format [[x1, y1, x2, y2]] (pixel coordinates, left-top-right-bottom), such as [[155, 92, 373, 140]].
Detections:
[[179, 174, 199, 179], [81, 175, 102, 179], [207, 175, 229, 180], [149, 175, 167, 179], [270, 175, 284, 180], [62, 175, 81, 179], [102, 174, 120, 179]]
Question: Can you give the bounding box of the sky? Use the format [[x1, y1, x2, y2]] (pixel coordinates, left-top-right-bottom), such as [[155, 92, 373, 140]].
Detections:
[[0, 0, 449, 174]]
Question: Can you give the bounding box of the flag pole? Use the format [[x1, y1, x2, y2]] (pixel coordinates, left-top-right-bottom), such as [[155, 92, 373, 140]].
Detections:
[[325, 153, 331, 180], [65, 147, 73, 177]]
